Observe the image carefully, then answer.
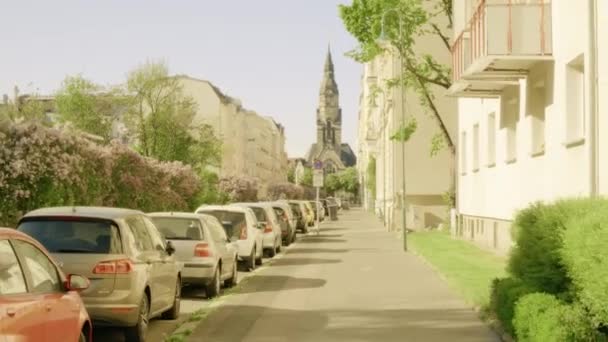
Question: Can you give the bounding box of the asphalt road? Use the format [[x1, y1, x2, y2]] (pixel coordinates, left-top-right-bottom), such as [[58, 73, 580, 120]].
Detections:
[[186, 209, 499, 342]]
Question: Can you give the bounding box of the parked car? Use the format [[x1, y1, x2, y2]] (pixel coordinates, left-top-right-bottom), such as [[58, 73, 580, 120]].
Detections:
[[287, 201, 308, 233], [195, 205, 264, 271], [230, 203, 283, 257], [148, 212, 238, 298], [308, 200, 325, 222], [17, 206, 182, 342], [0, 227, 92, 342], [269, 201, 297, 245], [320, 199, 329, 217], [301, 201, 316, 226]]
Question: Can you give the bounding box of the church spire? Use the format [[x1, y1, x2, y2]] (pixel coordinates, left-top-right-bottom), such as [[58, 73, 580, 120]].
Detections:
[[324, 44, 334, 73], [320, 45, 338, 96]]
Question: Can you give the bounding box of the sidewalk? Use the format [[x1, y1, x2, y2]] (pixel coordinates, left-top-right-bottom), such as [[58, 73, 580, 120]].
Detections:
[[186, 208, 499, 342]]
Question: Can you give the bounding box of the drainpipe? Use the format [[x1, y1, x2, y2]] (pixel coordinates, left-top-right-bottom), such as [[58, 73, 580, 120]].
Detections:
[[589, 0, 599, 197]]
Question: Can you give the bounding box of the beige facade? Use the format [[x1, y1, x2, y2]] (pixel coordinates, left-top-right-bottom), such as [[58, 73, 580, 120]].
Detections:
[[450, 0, 607, 255], [177, 76, 288, 197], [357, 12, 456, 231]]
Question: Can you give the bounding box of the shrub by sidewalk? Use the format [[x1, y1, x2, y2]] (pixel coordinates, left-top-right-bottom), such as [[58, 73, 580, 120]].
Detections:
[[0, 123, 200, 226]]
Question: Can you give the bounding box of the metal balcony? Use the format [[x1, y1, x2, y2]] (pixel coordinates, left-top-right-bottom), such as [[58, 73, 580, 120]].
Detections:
[[449, 0, 553, 97]]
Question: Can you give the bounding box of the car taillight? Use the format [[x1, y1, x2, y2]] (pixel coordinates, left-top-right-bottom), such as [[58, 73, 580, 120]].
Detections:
[[194, 243, 212, 257], [93, 259, 133, 274], [264, 223, 273, 233]]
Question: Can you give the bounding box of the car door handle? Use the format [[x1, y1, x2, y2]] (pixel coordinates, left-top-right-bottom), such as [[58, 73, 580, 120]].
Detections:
[[6, 307, 16, 317]]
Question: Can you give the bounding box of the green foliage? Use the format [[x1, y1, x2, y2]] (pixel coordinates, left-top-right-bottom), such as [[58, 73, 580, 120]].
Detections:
[[55, 75, 120, 141], [508, 200, 578, 294], [561, 204, 608, 326], [430, 132, 446, 157], [514, 293, 598, 342], [366, 157, 376, 200], [390, 117, 417, 142], [339, 0, 454, 154], [287, 168, 295, 183], [300, 167, 313, 187], [323, 167, 360, 196], [489, 277, 535, 335], [0, 95, 49, 124]]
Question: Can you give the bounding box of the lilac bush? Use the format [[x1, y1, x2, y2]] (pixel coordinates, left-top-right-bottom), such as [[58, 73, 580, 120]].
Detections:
[[0, 122, 200, 226], [219, 176, 258, 202]]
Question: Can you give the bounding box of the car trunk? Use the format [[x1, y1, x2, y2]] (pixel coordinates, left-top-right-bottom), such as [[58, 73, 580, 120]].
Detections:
[[17, 217, 124, 297], [150, 216, 209, 262]]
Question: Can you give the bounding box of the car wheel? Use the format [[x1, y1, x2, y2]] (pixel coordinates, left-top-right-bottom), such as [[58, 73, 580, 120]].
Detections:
[[161, 278, 181, 319], [267, 245, 276, 258], [78, 330, 87, 342], [302, 226, 308, 234], [124, 293, 149, 342], [276, 240, 281, 253], [225, 259, 238, 287], [247, 248, 256, 271], [206, 266, 221, 298]]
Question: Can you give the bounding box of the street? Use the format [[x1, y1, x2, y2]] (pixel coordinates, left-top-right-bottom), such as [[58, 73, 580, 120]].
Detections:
[[184, 208, 498, 342]]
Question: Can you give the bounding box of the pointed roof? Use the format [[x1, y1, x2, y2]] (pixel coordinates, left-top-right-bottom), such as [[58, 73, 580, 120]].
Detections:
[[320, 46, 338, 95], [324, 45, 334, 73]]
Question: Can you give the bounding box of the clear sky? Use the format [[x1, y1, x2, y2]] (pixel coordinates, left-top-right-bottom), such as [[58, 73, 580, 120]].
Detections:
[[0, 0, 362, 158]]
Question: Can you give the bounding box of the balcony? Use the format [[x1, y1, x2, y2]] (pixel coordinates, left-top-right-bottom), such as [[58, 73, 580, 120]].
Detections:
[[449, 0, 552, 97]]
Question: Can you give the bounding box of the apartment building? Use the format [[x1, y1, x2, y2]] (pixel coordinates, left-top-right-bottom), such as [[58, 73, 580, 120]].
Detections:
[[450, 0, 606, 254], [178, 76, 288, 197], [357, 6, 457, 231]]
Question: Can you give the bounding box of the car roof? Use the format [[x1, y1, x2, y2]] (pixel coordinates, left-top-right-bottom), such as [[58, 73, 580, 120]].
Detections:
[[22, 206, 143, 220], [231, 203, 272, 209], [148, 212, 205, 220], [0, 227, 33, 240], [196, 205, 249, 213]]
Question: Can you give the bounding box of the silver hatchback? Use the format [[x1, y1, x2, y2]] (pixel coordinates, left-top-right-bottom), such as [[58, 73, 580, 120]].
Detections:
[[148, 212, 238, 298]]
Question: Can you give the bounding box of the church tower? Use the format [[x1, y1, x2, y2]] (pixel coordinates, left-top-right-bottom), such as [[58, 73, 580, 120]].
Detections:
[[306, 46, 356, 173], [316, 47, 342, 151]]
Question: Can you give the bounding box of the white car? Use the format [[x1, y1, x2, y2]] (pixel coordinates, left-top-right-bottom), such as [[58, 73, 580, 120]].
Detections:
[[230, 203, 283, 258], [195, 205, 264, 271]]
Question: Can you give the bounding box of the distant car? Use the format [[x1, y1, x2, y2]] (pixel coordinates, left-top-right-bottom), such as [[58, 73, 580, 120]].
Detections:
[[308, 200, 325, 222], [148, 212, 238, 298], [0, 227, 92, 342], [17, 207, 182, 342], [320, 199, 329, 217], [287, 201, 308, 233], [269, 201, 297, 245], [301, 201, 316, 226], [230, 203, 283, 257], [195, 205, 264, 271]]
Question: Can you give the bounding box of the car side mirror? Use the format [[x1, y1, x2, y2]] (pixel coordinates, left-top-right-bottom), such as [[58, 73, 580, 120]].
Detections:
[[257, 222, 265, 230], [66, 274, 90, 292], [165, 241, 176, 256]]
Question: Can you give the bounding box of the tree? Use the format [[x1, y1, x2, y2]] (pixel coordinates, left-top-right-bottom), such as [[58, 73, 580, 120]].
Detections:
[[339, 0, 454, 157], [300, 167, 313, 187], [324, 167, 360, 196], [287, 168, 295, 183], [0, 90, 48, 124], [55, 75, 122, 141]]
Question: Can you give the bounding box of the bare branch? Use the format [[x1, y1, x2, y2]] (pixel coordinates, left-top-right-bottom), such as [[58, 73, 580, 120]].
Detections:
[[431, 23, 452, 51]]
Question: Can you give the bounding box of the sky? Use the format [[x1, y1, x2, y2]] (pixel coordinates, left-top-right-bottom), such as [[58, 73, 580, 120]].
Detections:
[[0, 0, 362, 158]]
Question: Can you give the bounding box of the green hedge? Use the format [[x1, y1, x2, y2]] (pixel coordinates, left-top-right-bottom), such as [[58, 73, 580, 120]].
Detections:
[[562, 205, 608, 326], [514, 293, 598, 342], [489, 277, 535, 335]]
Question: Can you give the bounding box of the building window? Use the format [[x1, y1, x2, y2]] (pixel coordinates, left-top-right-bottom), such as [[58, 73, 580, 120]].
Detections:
[[460, 131, 467, 175], [473, 123, 479, 172], [487, 112, 496, 166], [565, 55, 585, 146], [527, 64, 550, 156], [501, 85, 520, 163]]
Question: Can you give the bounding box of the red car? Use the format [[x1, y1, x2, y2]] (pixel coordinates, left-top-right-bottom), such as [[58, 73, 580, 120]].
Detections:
[[0, 228, 92, 342]]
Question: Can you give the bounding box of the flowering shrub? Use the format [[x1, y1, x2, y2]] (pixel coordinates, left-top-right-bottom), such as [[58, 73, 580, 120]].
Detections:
[[218, 176, 258, 202], [0, 123, 200, 226], [267, 182, 304, 200]]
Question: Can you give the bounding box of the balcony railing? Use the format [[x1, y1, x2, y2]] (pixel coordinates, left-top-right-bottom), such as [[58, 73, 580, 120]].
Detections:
[[452, 0, 552, 83]]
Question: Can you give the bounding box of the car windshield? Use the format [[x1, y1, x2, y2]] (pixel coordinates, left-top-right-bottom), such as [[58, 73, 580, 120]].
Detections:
[[150, 217, 204, 240], [200, 210, 245, 239], [289, 203, 300, 213], [18, 218, 122, 254]]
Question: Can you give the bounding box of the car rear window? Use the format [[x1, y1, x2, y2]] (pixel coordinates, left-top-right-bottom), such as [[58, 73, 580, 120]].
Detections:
[[249, 207, 267, 222], [18, 218, 122, 254], [150, 217, 204, 240], [199, 210, 246, 239]]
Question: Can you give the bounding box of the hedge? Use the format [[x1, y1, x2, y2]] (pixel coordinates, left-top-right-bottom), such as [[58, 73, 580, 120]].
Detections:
[[562, 204, 608, 326], [0, 123, 201, 226], [513, 292, 598, 342], [489, 277, 535, 335]]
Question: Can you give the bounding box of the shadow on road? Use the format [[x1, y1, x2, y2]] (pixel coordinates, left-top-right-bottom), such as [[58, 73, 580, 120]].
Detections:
[[297, 238, 347, 244], [188, 305, 496, 341], [236, 275, 326, 294], [286, 248, 350, 254], [269, 257, 341, 267]]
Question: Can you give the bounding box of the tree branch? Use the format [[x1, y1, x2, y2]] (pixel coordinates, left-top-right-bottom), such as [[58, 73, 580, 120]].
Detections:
[[405, 62, 451, 89], [431, 23, 452, 51], [414, 75, 455, 155]]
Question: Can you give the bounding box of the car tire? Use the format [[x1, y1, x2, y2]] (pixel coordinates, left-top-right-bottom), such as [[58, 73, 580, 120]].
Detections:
[[247, 248, 256, 271], [256, 248, 263, 265], [267, 245, 276, 258], [276, 240, 281, 254], [302, 226, 308, 234], [225, 259, 238, 287], [161, 278, 181, 320], [206, 266, 221, 298], [124, 294, 149, 342], [291, 232, 296, 243]]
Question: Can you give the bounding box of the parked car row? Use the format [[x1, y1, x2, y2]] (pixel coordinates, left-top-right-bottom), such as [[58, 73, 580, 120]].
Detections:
[[0, 199, 320, 342]]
